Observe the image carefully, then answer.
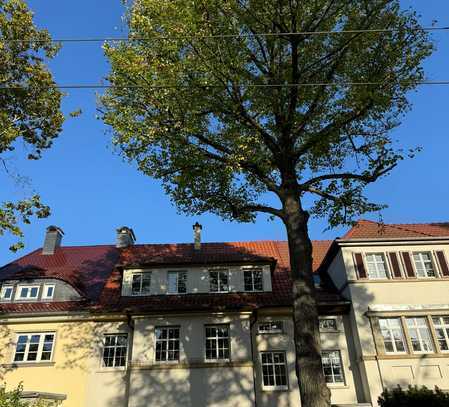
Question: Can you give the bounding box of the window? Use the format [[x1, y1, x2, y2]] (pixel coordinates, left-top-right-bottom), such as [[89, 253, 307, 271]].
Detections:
[[432, 316, 449, 352], [406, 317, 434, 353], [42, 284, 55, 300], [365, 253, 388, 279], [0, 285, 13, 301], [205, 325, 230, 361], [321, 351, 344, 384], [13, 333, 55, 363], [167, 271, 187, 294], [244, 268, 263, 292], [209, 270, 229, 293], [131, 272, 152, 296], [379, 318, 407, 354], [261, 352, 288, 390], [16, 285, 40, 300], [155, 327, 180, 362], [319, 319, 338, 332], [102, 334, 128, 367], [412, 252, 436, 278], [258, 321, 283, 334]]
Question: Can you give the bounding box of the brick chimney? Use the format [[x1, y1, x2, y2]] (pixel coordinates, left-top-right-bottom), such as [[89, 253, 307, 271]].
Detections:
[[42, 226, 64, 255], [193, 222, 202, 250], [116, 226, 136, 248]]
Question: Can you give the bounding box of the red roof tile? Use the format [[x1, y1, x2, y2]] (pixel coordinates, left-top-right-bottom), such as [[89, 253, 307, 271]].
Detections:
[[343, 220, 449, 240], [0, 240, 337, 314]]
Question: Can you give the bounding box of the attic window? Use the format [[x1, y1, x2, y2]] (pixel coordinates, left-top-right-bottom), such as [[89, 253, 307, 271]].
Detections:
[[42, 284, 55, 300], [0, 285, 13, 301], [16, 285, 40, 300]]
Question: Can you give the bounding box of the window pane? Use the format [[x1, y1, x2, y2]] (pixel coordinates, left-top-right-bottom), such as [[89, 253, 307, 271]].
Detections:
[[155, 328, 179, 362], [262, 352, 287, 388], [102, 334, 127, 367], [168, 272, 178, 293], [205, 325, 229, 361]]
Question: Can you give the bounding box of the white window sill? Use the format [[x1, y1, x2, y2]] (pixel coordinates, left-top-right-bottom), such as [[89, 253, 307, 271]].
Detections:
[[262, 386, 289, 392], [6, 361, 55, 368]]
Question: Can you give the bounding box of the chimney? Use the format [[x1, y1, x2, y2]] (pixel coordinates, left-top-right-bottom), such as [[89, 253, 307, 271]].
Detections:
[[116, 226, 136, 248], [193, 222, 202, 250], [42, 226, 64, 255]]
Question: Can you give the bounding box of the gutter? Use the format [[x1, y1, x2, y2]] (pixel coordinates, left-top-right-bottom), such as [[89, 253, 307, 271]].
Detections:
[[250, 310, 259, 407], [125, 311, 135, 407]]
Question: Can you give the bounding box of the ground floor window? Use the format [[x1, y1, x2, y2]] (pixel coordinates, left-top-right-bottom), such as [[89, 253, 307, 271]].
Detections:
[[14, 333, 55, 363], [155, 326, 180, 362], [205, 325, 230, 361], [102, 334, 128, 367], [261, 351, 288, 390], [321, 350, 344, 384]]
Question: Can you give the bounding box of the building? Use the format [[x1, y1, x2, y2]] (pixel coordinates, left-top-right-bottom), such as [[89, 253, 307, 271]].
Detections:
[[0, 220, 449, 406]]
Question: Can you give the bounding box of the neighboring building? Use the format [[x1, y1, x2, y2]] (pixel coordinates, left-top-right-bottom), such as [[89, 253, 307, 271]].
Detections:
[[0, 220, 449, 406]]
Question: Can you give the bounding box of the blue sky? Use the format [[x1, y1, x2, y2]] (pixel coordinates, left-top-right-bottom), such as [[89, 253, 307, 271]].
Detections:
[[1, 1, 449, 265]]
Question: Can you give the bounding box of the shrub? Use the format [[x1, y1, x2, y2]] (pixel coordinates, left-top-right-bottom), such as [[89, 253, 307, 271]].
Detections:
[[378, 385, 449, 407], [0, 384, 61, 407]]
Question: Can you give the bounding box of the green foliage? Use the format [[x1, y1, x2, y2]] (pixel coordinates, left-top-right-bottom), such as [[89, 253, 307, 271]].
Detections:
[[378, 385, 449, 407], [102, 0, 433, 227], [0, 195, 50, 251], [0, 0, 63, 250], [0, 383, 61, 407]]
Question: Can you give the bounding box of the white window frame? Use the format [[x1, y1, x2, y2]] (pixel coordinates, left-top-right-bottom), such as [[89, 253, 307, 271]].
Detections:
[[260, 351, 288, 391], [13, 332, 55, 363], [243, 267, 264, 292], [155, 326, 180, 363], [205, 324, 230, 361], [379, 318, 407, 354], [131, 272, 152, 296], [365, 253, 389, 279], [15, 285, 40, 301], [412, 252, 436, 278], [102, 333, 128, 368], [0, 285, 14, 301], [258, 321, 283, 334], [432, 316, 449, 352], [319, 318, 338, 332], [42, 284, 56, 300], [167, 271, 187, 294], [406, 317, 434, 354], [209, 269, 229, 293], [321, 350, 345, 384]]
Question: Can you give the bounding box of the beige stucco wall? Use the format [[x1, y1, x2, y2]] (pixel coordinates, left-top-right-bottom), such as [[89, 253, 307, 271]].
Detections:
[[327, 241, 449, 405]]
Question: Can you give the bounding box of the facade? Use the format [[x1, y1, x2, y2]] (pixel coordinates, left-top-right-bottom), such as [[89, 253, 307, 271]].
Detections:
[[0, 221, 449, 406]]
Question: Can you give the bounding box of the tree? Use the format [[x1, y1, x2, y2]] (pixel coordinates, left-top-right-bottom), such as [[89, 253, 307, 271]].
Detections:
[[0, 383, 61, 407], [101, 1, 433, 406], [0, 0, 64, 251]]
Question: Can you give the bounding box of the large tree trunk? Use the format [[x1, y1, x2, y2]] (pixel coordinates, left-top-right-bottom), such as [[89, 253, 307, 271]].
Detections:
[[283, 194, 331, 407]]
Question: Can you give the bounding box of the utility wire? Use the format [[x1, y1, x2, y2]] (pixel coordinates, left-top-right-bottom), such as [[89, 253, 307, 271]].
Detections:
[[2, 26, 449, 43], [2, 81, 449, 90]]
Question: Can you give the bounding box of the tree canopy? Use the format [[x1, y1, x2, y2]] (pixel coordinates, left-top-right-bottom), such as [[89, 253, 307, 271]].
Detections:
[[0, 0, 64, 251], [102, 0, 432, 227], [102, 1, 433, 406]]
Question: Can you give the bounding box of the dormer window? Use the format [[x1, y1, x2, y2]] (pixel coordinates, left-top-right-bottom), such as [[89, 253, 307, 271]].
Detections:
[[131, 272, 152, 296], [16, 285, 40, 301], [0, 285, 14, 301], [365, 253, 388, 279], [244, 268, 263, 292], [167, 271, 187, 294], [42, 284, 55, 300], [209, 270, 229, 293]]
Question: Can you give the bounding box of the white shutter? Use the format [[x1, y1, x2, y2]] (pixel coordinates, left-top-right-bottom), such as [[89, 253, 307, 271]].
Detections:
[[262, 266, 272, 292], [122, 270, 133, 296]]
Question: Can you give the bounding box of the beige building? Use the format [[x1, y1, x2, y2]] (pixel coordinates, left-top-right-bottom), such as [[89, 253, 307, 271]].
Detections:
[[1, 221, 449, 406]]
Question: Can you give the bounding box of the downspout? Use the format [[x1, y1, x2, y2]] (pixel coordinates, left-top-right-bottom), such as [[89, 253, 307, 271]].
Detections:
[[250, 310, 259, 407], [125, 311, 135, 407]]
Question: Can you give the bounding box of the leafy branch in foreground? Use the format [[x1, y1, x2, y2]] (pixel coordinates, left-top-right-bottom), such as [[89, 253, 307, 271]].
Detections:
[[0, 0, 64, 250]]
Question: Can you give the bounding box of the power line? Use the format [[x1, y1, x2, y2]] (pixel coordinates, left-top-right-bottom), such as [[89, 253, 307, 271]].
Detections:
[[2, 80, 449, 91], [2, 26, 449, 43]]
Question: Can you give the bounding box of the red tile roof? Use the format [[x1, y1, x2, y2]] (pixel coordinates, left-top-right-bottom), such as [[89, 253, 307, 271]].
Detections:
[[0, 240, 338, 314], [343, 220, 449, 240]]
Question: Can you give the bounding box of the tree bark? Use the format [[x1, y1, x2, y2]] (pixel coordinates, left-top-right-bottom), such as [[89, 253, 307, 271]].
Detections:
[[282, 193, 331, 407]]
